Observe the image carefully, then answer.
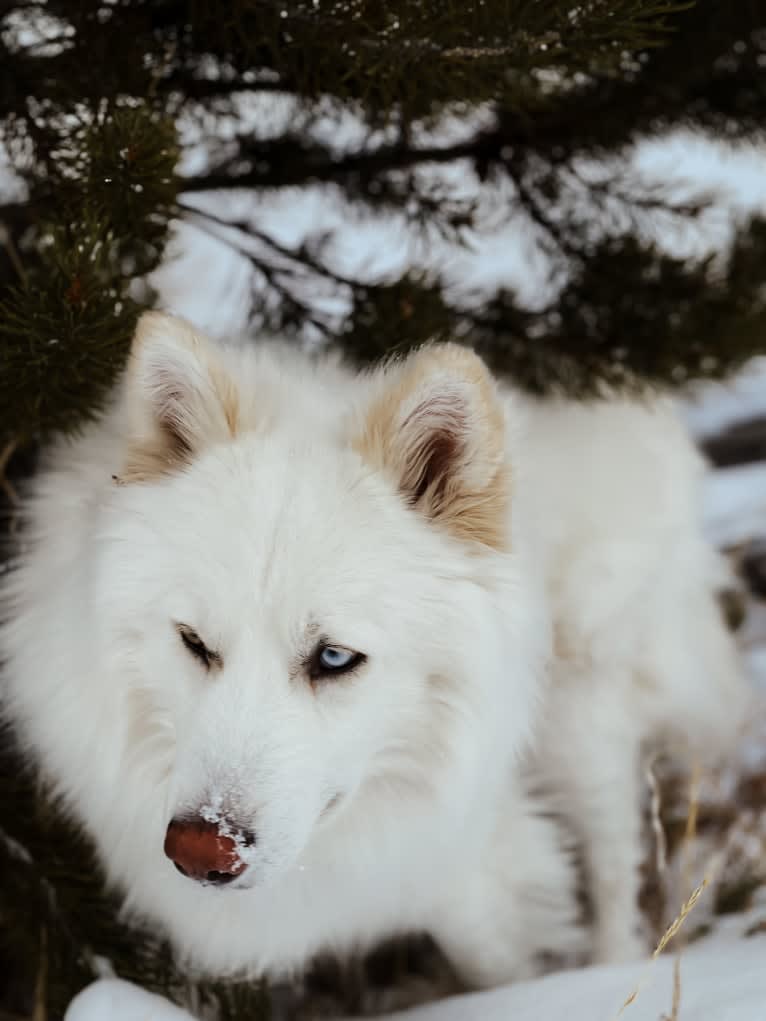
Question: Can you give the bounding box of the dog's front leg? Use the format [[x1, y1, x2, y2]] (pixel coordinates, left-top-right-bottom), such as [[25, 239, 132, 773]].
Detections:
[[541, 678, 648, 965], [427, 796, 585, 989]]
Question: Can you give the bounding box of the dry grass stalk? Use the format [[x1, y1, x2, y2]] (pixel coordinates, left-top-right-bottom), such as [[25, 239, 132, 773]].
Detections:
[[614, 762, 712, 1019], [661, 955, 682, 1021], [646, 759, 668, 876]]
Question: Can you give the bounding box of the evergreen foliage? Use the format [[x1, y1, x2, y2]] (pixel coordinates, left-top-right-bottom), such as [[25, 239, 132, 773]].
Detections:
[[1, 1, 766, 447]]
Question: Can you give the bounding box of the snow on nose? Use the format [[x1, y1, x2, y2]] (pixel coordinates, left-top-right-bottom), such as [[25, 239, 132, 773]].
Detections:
[[163, 816, 252, 885]]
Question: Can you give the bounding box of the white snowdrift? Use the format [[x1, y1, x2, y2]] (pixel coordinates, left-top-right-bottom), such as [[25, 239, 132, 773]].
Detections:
[[66, 978, 193, 1021], [702, 463, 766, 549], [66, 926, 766, 1021], [371, 929, 766, 1021]]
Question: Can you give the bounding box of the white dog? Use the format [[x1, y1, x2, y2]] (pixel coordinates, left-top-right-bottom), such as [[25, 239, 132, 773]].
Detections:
[[0, 312, 746, 988]]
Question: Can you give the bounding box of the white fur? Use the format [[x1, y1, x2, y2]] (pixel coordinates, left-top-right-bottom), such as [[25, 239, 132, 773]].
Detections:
[[0, 315, 747, 987], [519, 393, 750, 962]]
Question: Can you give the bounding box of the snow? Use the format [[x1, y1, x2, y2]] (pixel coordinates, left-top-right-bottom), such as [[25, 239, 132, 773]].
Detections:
[[375, 927, 766, 1021], [701, 464, 766, 550], [681, 359, 766, 440], [66, 923, 766, 1021], [66, 979, 194, 1021]]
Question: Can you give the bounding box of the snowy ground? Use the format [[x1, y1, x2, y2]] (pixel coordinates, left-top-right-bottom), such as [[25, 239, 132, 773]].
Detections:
[[67, 918, 766, 1021]]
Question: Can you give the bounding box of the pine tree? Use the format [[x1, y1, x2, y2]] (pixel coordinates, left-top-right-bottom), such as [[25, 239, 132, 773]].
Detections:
[[2, 1, 766, 450], [1, 1, 766, 1017]]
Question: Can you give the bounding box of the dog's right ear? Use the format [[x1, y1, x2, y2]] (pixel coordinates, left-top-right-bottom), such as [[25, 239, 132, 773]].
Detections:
[[122, 311, 240, 480], [354, 343, 510, 550]]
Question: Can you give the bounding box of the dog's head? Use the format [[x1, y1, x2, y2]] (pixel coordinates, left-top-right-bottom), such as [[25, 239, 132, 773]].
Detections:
[[98, 312, 539, 892]]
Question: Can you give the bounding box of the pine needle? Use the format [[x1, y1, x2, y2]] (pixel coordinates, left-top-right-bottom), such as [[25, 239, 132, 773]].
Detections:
[[0, 439, 18, 506]]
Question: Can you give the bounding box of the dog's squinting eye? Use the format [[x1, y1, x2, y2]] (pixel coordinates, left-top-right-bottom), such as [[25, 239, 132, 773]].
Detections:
[[309, 643, 366, 681], [176, 625, 222, 671]]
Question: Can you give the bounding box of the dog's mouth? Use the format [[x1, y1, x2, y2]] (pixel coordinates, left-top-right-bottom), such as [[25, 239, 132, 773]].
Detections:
[[174, 861, 249, 888]]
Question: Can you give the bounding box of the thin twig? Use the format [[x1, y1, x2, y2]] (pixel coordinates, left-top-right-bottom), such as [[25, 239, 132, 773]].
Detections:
[[180, 132, 500, 193], [0, 438, 19, 506], [32, 925, 47, 1021], [646, 758, 668, 876], [0, 225, 27, 284], [178, 204, 358, 290]]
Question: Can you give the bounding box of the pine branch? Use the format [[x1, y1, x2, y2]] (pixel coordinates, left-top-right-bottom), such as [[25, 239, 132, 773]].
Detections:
[[180, 133, 497, 193]]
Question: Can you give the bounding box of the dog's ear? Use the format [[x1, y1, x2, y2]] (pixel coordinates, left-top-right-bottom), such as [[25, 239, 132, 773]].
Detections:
[[355, 344, 510, 549], [122, 311, 239, 479]]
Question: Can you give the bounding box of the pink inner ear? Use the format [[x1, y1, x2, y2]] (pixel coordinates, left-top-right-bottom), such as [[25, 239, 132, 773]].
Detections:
[[411, 426, 461, 504], [151, 373, 194, 455], [400, 392, 468, 505]]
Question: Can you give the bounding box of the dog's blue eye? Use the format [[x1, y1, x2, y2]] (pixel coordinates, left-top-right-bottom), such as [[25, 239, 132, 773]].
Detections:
[[310, 643, 366, 681], [319, 646, 355, 670]]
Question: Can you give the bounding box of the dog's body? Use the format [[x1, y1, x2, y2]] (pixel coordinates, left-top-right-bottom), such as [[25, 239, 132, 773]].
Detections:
[[0, 314, 747, 986], [517, 395, 748, 961]]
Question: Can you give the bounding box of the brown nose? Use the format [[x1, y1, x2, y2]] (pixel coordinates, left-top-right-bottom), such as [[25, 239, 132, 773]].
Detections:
[[164, 817, 252, 885]]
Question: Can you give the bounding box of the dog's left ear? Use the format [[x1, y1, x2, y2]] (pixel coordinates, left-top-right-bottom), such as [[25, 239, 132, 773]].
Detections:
[[355, 344, 510, 550]]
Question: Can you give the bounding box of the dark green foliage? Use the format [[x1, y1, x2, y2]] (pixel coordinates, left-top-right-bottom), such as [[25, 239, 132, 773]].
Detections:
[[173, 1, 766, 398], [1, 99, 178, 440], [472, 220, 766, 395], [340, 275, 459, 363], [176, 0, 690, 118], [0, 223, 141, 442], [1, 1, 766, 450], [336, 221, 766, 398]]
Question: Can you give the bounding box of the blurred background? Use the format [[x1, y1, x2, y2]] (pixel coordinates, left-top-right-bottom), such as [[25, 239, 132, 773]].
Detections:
[[1, 2, 766, 1019]]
